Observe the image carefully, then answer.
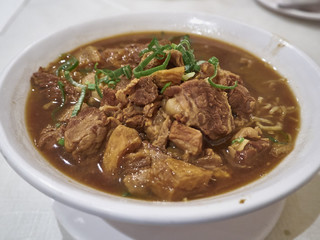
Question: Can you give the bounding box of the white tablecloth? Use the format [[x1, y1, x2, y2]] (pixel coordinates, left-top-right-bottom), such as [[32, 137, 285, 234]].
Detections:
[[0, 0, 319, 239]]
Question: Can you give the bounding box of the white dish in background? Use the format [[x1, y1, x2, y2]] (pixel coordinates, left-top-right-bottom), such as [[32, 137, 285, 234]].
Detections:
[[0, 11, 320, 227], [53, 200, 285, 240], [256, 0, 320, 20]]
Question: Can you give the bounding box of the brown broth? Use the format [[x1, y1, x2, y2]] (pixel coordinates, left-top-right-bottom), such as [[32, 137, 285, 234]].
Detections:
[[25, 32, 300, 201]]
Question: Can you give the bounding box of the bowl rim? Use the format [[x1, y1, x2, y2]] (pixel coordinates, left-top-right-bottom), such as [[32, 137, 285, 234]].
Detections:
[[1, 11, 320, 224]]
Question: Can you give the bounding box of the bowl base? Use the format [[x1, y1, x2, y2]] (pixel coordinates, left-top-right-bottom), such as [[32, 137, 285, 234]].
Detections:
[[53, 200, 285, 240]]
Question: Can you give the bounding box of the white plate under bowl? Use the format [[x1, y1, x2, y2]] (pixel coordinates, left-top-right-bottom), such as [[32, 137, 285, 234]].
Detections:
[[0, 11, 320, 225]]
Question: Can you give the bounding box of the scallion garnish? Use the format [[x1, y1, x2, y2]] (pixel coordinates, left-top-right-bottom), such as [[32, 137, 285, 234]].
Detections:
[[55, 55, 79, 76], [268, 136, 288, 145], [160, 82, 171, 94], [71, 86, 87, 117], [94, 64, 132, 97], [182, 72, 195, 81], [86, 83, 96, 90], [64, 70, 85, 89], [208, 78, 238, 90], [207, 56, 238, 90], [133, 52, 171, 78], [57, 137, 65, 146], [231, 137, 245, 145]]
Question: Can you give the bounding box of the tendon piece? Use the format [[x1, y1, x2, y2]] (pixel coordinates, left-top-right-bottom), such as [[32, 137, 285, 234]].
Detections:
[[64, 107, 108, 158], [149, 158, 213, 201], [169, 121, 203, 156], [103, 125, 142, 173], [164, 79, 235, 141], [150, 66, 184, 88], [123, 169, 152, 197]]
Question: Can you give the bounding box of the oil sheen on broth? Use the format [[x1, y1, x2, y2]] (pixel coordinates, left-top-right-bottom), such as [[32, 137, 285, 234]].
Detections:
[[25, 32, 300, 201]]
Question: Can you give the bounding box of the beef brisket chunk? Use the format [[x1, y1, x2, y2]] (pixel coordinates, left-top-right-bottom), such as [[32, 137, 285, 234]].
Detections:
[[169, 121, 203, 156], [227, 127, 271, 169], [164, 79, 235, 140], [64, 107, 108, 158]]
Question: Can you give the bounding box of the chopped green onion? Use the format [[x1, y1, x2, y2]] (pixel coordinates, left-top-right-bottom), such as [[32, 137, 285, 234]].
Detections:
[[268, 136, 288, 145], [55, 55, 79, 76], [208, 78, 238, 90], [231, 137, 245, 145], [160, 82, 172, 94], [122, 192, 132, 197], [64, 70, 85, 88], [182, 72, 195, 81], [207, 56, 238, 90], [57, 137, 65, 146], [94, 64, 132, 95], [71, 86, 87, 117], [133, 52, 171, 78], [86, 83, 96, 90], [208, 56, 219, 80], [139, 37, 172, 57]]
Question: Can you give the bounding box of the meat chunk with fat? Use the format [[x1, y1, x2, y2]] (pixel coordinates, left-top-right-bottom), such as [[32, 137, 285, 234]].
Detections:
[[164, 79, 234, 140], [169, 121, 203, 156], [64, 107, 108, 158], [103, 125, 142, 173]]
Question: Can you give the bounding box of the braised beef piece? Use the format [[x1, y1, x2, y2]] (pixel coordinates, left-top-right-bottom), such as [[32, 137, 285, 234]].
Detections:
[[37, 124, 65, 150], [216, 69, 256, 117], [125, 77, 159, 106], [164, 79, 235, 141], [168, 121, 203, 156], [145, 109, 172, 150], [227, 127, 271, 169], [101, 43, 146, 69], [196, 63, 256, 118], [74, 46, 102, 68], [31, 69, 79, 102], [191, 148, 230, 178], [100, 88, 119, 107], [64, 107, 108, 158]]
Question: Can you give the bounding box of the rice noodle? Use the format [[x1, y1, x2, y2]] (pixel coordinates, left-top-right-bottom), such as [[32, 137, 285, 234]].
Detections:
[[256, 122, 283, 131], [251, 116, 273, 124]]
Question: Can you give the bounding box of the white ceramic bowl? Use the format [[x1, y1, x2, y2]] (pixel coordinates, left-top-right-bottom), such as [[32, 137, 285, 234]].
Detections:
[[1, 12, 320, 225]]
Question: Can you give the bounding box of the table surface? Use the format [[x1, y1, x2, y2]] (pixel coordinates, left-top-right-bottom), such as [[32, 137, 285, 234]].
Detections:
[[0, 0, 319, 239]]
